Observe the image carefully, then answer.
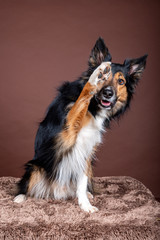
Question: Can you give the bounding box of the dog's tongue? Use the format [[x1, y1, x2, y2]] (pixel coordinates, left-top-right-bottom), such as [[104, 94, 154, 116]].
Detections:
[[101, 100, 111, 107]]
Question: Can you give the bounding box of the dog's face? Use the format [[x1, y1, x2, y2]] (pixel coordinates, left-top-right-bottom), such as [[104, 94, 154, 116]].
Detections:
[[88, 38, 147, 118], [96, 66, 128, 112]]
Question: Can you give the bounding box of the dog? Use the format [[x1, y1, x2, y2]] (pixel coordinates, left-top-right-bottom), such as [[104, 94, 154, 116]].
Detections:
[[14, 38, 147, 213]]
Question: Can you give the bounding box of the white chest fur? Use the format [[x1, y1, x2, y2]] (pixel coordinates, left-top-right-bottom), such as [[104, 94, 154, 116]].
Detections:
[[76, 113, 104, 156], [56, 110, 106, 192]]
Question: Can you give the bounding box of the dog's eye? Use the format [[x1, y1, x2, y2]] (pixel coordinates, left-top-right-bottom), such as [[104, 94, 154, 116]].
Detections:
[[118, 79, 125, 85]]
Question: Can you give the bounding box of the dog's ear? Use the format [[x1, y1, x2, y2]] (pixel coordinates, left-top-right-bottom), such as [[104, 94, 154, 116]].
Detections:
[[124, 54, 148, 92], [88, 37, 112, 68]]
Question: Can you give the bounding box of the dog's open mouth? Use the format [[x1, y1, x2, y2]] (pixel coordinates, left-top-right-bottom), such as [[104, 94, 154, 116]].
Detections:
[[100, 99, 112, 108], [95, 90, 116, 109]]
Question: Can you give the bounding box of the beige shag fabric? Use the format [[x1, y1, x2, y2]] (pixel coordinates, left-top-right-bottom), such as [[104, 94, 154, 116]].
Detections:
[[0, 176, 160, 239]]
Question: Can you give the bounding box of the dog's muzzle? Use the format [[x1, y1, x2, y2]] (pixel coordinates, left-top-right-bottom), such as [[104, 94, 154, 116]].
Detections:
[[97, 86, 116, 109]]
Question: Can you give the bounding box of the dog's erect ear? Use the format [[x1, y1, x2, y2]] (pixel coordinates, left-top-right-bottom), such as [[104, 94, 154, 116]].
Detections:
[[88, 37, 112, 68], [124, 54, 148, 92]]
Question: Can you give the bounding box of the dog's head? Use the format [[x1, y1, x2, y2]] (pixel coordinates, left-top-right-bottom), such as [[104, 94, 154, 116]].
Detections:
[[88, 38, 148, 118]]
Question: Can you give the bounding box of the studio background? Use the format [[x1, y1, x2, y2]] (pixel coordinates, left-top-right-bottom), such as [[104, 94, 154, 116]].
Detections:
[[0, 1, 159, 198]]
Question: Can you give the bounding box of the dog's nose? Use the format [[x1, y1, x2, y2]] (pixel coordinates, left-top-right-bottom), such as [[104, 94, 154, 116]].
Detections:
[[103, 86, 114, 99]]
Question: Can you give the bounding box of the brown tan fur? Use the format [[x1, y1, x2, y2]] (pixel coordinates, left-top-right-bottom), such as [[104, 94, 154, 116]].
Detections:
[[28, 166, 45, 193], [86, 158, 93, 180], [114, 72, 127, 102], [112, 72, 128, 115], [59, 82, 96, 150]]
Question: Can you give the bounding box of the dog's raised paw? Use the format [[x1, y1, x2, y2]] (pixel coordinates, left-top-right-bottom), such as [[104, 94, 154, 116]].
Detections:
[[89, 62, 111, 86]]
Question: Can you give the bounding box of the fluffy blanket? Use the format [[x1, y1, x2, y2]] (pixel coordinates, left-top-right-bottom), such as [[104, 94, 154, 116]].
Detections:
[[0, 176, 159, 239]]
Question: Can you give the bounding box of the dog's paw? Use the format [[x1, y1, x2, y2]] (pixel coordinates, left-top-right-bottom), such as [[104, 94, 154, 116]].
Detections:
[[89, 62, 111, 86], [80, 202, 98, 213], [13, 194, 26, 203]]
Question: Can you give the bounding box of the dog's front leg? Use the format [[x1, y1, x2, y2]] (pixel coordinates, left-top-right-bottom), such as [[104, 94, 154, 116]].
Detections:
[[61, 62, 111, 149], [76, 173, 98, 213]]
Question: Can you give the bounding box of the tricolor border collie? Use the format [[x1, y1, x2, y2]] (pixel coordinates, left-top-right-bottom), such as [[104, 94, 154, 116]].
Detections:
[[14, 38, 147, 213]]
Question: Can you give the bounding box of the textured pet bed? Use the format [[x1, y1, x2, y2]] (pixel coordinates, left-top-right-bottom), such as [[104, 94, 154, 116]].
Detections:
[[0, 176, 160, 240]]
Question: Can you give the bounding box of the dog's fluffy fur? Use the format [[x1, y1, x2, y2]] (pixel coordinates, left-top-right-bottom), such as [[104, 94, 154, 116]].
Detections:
[[14, 38, 147, 212]]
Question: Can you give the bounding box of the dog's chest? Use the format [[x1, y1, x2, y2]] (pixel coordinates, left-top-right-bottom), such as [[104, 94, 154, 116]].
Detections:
[[56, 111, 106, 186], [76, 114, 104, 154]]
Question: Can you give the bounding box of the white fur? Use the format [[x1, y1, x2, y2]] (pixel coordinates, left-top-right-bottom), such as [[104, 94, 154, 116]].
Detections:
[[13, 194, 26, 203], [56, 113, 105, 185], [76, 173, 98, 213], [55, 108, 107, 210]]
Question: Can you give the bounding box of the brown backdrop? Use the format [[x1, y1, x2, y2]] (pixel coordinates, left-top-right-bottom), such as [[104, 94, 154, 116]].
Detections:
[[0, 0, 160, 198]]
